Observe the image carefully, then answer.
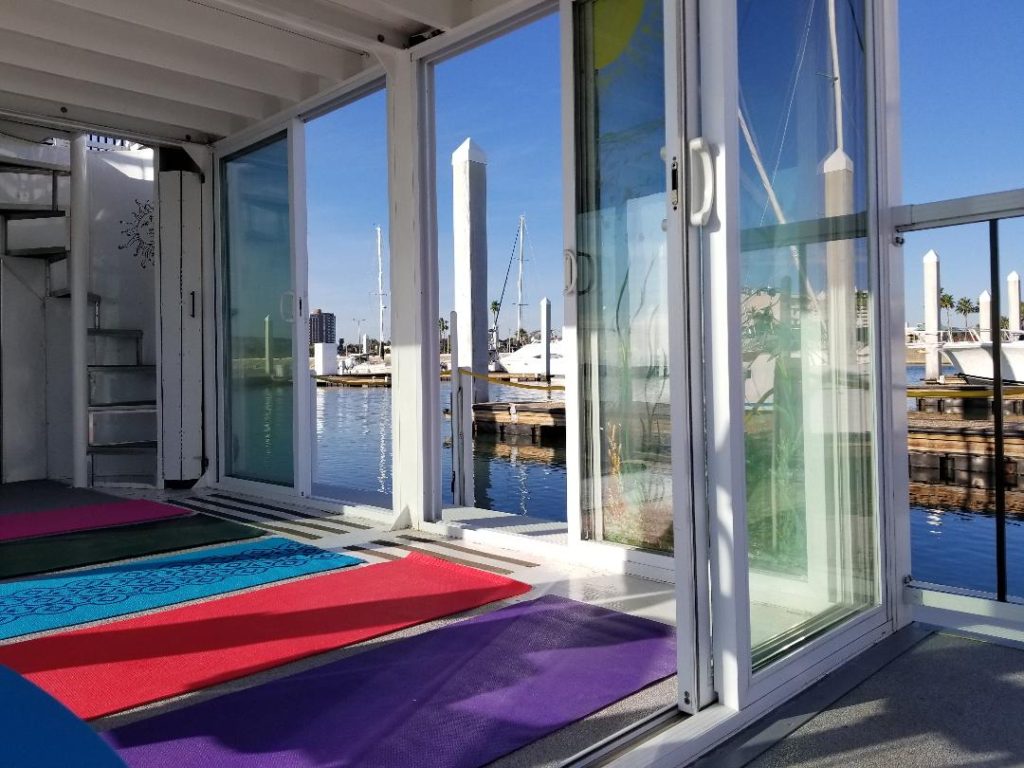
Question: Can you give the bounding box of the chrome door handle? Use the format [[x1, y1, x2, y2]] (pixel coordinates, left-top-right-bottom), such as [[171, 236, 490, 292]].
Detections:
[[564, 249, 577, 295], [688, 138, 715, 227], [279, 290, 295, 323]]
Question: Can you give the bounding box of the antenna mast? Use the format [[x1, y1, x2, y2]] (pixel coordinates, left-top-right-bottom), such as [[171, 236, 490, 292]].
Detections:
[[375, 225, 386, 356], [516, 214, 525, 336]]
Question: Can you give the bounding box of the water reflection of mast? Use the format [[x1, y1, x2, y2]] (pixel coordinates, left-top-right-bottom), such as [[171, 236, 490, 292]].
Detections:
[[378, 404, 387, 494]]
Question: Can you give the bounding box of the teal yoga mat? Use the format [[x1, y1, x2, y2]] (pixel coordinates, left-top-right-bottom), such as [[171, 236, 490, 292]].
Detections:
[[0, 537, 362, 641]]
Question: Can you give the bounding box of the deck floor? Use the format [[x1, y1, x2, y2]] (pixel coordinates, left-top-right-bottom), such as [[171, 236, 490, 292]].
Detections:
[[703, 629, 1024, 768], [1, 481, 678, 767]]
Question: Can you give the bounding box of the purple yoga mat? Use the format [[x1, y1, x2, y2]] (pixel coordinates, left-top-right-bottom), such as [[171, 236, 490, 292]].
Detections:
[[105, 594, 676, 768]]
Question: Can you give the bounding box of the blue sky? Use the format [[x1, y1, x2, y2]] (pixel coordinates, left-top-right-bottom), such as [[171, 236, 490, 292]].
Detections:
[[900, 0, 1024, 325], [304, 1, 1024, 337], [306, 14, 561, 344]]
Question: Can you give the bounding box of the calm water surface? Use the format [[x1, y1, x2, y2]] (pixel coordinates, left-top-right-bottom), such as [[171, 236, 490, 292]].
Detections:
[[309, 366, 1022, 593], [313, 381, 567, 522]]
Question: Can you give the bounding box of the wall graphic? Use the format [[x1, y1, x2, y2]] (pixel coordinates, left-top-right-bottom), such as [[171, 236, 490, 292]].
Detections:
[[118, 198, 155, 269]]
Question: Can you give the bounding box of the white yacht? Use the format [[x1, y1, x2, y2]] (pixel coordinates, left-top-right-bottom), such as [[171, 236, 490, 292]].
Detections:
[[498, 339, 566, 378], [942, 337, 1024, 383]]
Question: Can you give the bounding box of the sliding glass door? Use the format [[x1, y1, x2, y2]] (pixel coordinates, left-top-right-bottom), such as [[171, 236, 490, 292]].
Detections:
[[221, 134, 297, 487], [736, 0, 879, 669], [572, 0, 675, 553]]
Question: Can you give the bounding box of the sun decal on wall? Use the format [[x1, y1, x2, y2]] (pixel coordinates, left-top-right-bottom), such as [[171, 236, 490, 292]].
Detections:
[[118, 198, 155, 269]]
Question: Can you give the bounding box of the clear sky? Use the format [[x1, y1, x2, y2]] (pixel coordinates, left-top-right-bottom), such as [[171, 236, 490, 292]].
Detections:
[[304, 1, 1023, 337], [900, 0, 1024, 326], [306, 13, 561, 344]]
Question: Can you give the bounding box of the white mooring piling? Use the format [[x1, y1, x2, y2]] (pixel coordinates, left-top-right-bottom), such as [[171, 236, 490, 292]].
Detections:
[[452, 138, 489, 403], [980, 290, 992, 342], [923, 249, 941, 381], [1009, 271, 1021, 336]]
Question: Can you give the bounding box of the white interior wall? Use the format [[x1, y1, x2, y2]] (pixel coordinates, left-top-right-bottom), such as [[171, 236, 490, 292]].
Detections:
[[1, 256, 48, 481], [89, 148, 156, 364]]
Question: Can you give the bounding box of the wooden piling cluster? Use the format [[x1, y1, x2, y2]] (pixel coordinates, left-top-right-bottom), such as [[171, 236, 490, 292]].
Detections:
[[909, 382, 1024, 513]]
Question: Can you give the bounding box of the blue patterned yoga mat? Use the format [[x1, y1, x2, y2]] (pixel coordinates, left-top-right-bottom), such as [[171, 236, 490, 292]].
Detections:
[[0, 537, 362, 641]]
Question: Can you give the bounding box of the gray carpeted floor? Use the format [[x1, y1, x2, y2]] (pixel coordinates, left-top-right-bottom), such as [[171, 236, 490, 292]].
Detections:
[[0, 480, 120, 515], [747, 632, 1024, 767]]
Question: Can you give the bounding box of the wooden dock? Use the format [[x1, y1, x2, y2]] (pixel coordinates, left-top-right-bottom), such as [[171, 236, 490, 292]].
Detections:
[[316, 375, 391, 388], [472, 400, 565, 441], [909, 381, 1024, 512]]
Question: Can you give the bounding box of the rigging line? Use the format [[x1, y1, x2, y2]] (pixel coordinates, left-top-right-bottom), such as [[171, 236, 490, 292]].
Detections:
[[494, 220, 522, 332], [759, 0, 818, 226], [739, 106, 822, 314]]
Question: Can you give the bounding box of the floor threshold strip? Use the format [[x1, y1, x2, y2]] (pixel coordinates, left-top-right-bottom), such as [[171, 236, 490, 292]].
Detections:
[[370, 539, 513, 575], [340, 542, 402, 561], [188, 498, 354, 536], [397, 534, 540, 568], [166, 501, 320, 542], [209, 493, 372, 529]]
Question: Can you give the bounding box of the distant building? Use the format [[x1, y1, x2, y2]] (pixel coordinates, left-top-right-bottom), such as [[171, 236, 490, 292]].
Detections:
[[309, 309, 336, 346]]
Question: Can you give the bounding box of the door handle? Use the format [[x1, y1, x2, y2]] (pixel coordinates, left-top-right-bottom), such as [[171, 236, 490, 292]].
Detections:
[[563, 249, 577, 295], [279, 290, 295, 323], [190, 291, 196, 318], [688, 138, 715, 226]]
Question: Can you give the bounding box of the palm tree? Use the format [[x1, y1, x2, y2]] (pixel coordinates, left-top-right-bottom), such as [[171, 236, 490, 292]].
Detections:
[[940, 290, 954, 330], [437, 316, 448, 354], [955, 296, 978, 330], [489, 300, 500, 329]]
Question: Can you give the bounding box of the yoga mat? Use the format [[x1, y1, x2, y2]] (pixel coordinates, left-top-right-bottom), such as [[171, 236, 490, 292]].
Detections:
[[0, 537, 361, 641], [0, 665, 126, 768], [0, 499, 189, 542], [0, 514, 261, 581], [5, 553, 529, 720], [105, 595, 676, 768]]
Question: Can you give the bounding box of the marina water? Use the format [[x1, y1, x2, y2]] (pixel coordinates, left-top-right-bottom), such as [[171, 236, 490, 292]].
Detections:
[[312, 367, 1021, 594], [313, 381, 567, 522]]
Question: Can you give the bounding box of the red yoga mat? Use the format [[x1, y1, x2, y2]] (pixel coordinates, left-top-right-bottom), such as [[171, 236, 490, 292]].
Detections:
[[0, 553, 530, 720], [0, 499, 189, 542]]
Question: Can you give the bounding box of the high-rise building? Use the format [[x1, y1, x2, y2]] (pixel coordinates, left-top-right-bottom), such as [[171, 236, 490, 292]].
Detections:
[[308, 309, 336, 346]]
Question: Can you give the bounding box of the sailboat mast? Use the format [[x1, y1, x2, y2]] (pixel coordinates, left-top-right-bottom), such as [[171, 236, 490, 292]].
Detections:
[[376, 225, 385, 355], [516, 214, 525, 337], [827, 0, 844, 154]]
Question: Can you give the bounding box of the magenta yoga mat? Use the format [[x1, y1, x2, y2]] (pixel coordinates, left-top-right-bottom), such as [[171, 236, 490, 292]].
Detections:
[[0, 499, 189, 543], [105, 595, 676, 768]]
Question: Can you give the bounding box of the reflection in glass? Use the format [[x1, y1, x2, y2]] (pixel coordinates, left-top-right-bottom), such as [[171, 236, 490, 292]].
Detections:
[[305, 92, 392, 506], [222, 136, 294, 486], [739, 0, 877, 666], [575, 0, 672, 551]]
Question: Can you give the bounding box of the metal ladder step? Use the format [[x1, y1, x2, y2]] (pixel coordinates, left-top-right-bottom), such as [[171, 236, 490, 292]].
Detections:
[[88, 328, 143, 338], [50, 288, 100, 303], [4, 246, 68, 260], [88, 364, 156, 372], [87, 441, 158, 455], [88, 401, 157, 413], [0, 207, 65, 219]]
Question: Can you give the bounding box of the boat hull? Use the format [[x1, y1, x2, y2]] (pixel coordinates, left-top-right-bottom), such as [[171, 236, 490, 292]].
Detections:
[[942, 342, 1024, 383]]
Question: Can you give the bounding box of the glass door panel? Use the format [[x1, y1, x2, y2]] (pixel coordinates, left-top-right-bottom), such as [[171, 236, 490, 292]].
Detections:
[[222, 135, 295, 486], [737, 0, 878, 667], [574, 0, 673, 552], [305, 91, 392, 507]]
